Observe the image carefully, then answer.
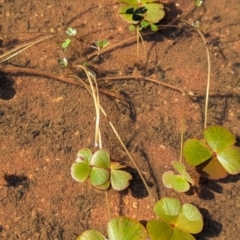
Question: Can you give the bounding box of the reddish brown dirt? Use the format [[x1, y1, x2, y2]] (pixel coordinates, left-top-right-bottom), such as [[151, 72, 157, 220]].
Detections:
[[0, 0, 240, 239]]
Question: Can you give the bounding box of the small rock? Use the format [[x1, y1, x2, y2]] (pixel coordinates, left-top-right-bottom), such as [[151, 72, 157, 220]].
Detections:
[[133, 202, 138, 209]]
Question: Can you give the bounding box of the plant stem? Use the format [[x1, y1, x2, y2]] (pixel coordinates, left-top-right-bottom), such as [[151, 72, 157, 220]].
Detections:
[[73, 65, 101, 148], [105, 191, 111, 221], [196, 29, 211, 129], [136, 28, 139, 61], [180, 20, 211, 129], [179, 95, 186, 163], [136, 28, 146, 61]]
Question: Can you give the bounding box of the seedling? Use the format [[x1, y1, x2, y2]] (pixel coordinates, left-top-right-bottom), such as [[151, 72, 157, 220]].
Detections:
[[61, 38, 71, 51], [162, 161, 194, 192], [66, 27, 77, 36], [91, 39, 110, 51], [147, 197, 203, 240], [59, 27, 77, 66], [62, 27, 77, 50], [58, 58, 68, 67], [77, 216, 147, 240], [90, 39, 110, 62], [183, 126, 240, 179], [71, 148, 132, 191]]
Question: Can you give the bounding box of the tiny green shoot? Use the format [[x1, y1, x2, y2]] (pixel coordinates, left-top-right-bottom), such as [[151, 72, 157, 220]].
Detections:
[[192, 20, 200, 28], [62, 38, 71, 51], [96, 40, 110, 50], [195, 0, 203, 7], [91, 39, 110, 51], [129, 25, 136, 31], [150, 23, 158, 32], [66, 27, 77, 36], [58, 58, 68, 67]]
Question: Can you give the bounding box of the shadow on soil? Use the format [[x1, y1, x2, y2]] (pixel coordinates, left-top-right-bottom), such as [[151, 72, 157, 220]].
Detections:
[[121, 166, 150, 199], [0, 72, 16, 100], [4, 174, 29, 188], [3, 174, 30, 201], [197, 173, 240, 200], [196, 208, 222, 240]]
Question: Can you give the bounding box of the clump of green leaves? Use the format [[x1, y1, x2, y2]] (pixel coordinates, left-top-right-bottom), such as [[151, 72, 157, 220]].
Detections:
[[147, 197, 203, 240], [76, 198, 203, 240], [71, 148, 132, 190], [77, 216, 148, 240], [118, 0, 165, 31], [162, 161, 194, 192], [59, 27, 77, 67], [183, 126, 240, 179]]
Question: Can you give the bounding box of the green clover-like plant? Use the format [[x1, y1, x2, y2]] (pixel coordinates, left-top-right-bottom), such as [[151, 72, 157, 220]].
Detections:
[[183, 126, 240, 179], [71, 148, 132, 191], [76, 216, 148, 240], [147, 197, 203, 240], [162, 161, 194, 192], [118, 0, 165, 31], [71, 148, 111, 190]]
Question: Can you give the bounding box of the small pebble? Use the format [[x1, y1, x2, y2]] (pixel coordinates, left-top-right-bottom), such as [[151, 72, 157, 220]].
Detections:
[[133, 202, 138, 209]]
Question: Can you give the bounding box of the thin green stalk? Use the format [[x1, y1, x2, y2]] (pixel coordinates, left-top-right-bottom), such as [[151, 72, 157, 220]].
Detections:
[[73, 65, 101, 148], [179, 94, 186, 163], [105, 191, 111, 221], [181, 20, 211, 129], [196, 29, 211, 129], [136, 28, 139, 61], [136, 28, 146, 62]]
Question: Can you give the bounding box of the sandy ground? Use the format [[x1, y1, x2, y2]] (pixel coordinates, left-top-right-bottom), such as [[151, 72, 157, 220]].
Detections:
[[0, 0, 240, 239]]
